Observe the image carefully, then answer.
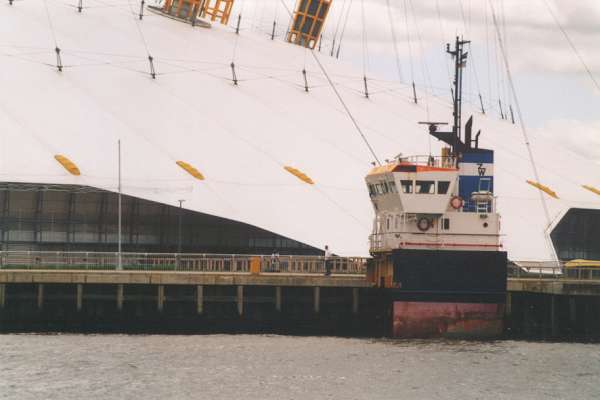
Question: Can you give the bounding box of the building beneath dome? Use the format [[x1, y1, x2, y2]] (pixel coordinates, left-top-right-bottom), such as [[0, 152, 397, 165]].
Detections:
[[0, 183, 320, 255], [551, 208, 600, 261]]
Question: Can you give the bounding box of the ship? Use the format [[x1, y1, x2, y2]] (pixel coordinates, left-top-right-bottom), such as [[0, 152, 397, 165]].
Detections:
[[365, 38, 507, 338]]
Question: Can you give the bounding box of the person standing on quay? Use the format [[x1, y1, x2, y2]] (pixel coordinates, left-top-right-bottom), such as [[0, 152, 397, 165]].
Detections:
[[270, 250, 280, 272], [324, 245, 332, 276]]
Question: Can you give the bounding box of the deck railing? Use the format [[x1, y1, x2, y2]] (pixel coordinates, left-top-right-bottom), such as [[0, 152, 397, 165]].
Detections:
[[0, 251, 368, 275]]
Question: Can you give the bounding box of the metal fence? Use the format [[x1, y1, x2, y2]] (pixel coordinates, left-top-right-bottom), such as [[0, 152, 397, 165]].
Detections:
[[4, 252, 598, 282], [508, 262, 600, 281], [0, 251, 367, 275]]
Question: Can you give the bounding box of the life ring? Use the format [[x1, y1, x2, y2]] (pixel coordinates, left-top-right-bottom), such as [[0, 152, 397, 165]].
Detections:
[[450, 196, 464, 210], [417, 217, 431, 232]]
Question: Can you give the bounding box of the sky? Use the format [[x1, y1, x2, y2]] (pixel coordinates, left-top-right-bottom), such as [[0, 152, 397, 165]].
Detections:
[[236, 0, 600, 164]]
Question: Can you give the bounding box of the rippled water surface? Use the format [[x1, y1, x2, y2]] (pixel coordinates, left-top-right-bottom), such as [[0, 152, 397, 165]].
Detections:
[[1, 334, 599, 400]]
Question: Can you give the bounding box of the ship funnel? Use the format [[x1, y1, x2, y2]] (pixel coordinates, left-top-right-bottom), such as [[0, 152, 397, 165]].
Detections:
[[465, 116, 473, 149], [287, 0, 332, 49]]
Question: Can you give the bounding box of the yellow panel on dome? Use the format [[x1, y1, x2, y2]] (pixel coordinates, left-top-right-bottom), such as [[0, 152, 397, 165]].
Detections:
[[54, 155, 81, 176], [176, 161, 205, 181], [284, 166, 314, 185], [526, 180, 558, 199], [582, 185, 600, 197]]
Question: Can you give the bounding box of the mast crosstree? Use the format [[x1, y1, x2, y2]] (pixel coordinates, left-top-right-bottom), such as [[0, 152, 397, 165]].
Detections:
[[420, 37, 472, 158]]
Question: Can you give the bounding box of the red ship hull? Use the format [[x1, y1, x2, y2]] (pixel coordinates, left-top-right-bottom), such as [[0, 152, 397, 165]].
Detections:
[[392, 301, 504, 338]]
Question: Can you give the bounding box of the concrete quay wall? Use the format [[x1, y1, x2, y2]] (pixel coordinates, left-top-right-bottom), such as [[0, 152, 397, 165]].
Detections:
[[0, 270, 384, 335]]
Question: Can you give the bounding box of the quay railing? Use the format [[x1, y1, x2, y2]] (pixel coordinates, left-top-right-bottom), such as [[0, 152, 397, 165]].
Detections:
[[508, 262, 600, 282], [0, 251, 368, 275]]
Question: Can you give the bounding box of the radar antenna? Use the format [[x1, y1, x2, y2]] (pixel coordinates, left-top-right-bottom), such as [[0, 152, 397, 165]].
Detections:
[[420, 37, 478, 158]]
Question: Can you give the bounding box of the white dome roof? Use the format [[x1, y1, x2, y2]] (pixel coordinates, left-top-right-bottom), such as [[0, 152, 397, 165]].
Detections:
[[1, 1, 599, 259]]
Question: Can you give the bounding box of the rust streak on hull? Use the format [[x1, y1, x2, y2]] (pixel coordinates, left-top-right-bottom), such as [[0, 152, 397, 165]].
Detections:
[[393, 301, 504, 338]]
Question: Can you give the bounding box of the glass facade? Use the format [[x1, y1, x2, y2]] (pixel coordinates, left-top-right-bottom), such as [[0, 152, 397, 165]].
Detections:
[[0, 183, 321, 255], [551, 208, 600, 261]]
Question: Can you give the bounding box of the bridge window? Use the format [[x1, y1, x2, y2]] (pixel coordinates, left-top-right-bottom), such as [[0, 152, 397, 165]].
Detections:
[[438, 181, 450, 194], [368, 184, 376, 197], [381, 181, 389, 194], [388, 181, 397, 193], [400, 180, 413, 194], [416, 180, 435, 194]]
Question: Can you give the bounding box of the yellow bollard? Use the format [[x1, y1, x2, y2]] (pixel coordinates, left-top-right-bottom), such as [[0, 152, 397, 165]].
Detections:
[[250, 257, 261, 275]]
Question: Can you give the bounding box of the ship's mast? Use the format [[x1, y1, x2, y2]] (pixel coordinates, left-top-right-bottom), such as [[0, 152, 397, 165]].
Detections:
[[448, 36, 470, 151], [419, 37, 472, 159]]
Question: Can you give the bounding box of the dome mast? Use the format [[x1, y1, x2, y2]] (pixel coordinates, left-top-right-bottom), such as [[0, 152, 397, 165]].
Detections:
[[287, 0, 332, 49]]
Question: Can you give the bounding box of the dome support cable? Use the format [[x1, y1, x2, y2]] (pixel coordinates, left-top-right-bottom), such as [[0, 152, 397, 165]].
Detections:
[[360, 0, 370, 99], [489, 0, 556, 263], [272, 1, 279, 41], [385, 0, 404, 84], [435, 0, 454, 101], [77, 0, 82, 13], [329, 0, 348, 57], [458, 0, 483, 114], [479, 93, 486, 114], [498, 99, 505, 120], [542, 0, 600, 92], [485, 1, 494, 117], [229, 0, 246, 85], [408, 0, 432, 113], [335, 0, 353, 59], [278, 0, 381, 165], [43, 0, 63, 72], [127, 0, 156, 79], [402, 0, 416, 104], [311, 51, 381, 165]]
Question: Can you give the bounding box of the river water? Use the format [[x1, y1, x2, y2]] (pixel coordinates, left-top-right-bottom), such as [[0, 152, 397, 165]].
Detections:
[[0, 334, 598, 400]]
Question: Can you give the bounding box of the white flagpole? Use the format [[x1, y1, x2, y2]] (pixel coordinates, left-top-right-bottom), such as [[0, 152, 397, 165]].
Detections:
[[117, 139, 122, 271]]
